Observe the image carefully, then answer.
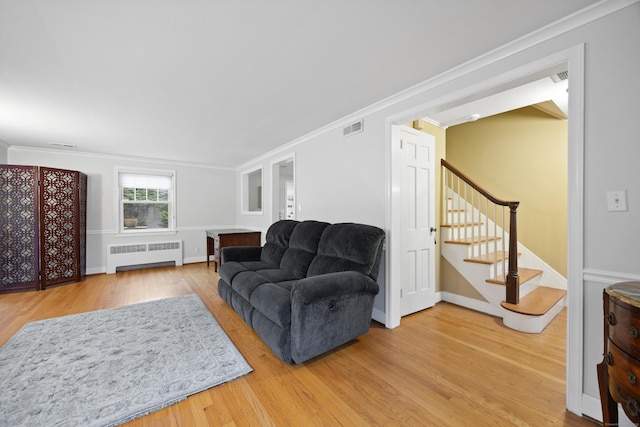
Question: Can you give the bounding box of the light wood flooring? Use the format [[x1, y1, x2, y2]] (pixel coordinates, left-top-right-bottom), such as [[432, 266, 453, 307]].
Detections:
[[0, 263, 597, 426]]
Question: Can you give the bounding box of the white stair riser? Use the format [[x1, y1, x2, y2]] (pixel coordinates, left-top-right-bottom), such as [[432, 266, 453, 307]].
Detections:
[[441, 243, 539, 306], [440, 236, 503, 259], [502, 295, 567, 333]]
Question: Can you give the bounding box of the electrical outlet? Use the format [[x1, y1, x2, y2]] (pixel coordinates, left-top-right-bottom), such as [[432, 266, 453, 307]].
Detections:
[[607, 190, 628, 212], [194, 247, 200, 255]]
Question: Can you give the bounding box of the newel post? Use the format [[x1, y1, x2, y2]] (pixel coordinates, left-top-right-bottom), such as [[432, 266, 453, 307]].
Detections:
[[505, 201, 520, 304]]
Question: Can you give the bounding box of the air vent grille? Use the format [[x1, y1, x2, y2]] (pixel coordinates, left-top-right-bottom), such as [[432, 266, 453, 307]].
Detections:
[[550, 71, 569, 83], [149, 242, 181, 251], [110, 244, 147, 254], [343, 119, 364, 137]]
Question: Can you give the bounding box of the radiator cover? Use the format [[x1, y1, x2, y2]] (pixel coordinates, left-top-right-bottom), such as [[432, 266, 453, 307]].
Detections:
[[106, 241, 183, 274]]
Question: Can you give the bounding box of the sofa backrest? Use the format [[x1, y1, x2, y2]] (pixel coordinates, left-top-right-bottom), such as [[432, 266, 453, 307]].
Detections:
[[260, 220, 299, 267], [307, 223, 385, 281], [279, 220, 330, 278]]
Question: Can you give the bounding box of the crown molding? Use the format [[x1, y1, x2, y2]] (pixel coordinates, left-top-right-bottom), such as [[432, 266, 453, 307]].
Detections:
[[7, 145, 235, 171]]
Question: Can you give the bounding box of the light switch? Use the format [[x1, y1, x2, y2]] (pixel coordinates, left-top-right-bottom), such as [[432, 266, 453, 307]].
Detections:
[[607, 190, 628, 212]]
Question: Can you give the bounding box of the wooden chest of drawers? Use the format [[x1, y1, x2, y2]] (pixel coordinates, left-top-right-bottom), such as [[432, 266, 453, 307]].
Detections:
[[598, 281, 640, 425]]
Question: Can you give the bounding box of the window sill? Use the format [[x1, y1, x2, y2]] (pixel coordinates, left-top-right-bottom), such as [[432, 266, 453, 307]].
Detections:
[[115, 230, 177, 238]]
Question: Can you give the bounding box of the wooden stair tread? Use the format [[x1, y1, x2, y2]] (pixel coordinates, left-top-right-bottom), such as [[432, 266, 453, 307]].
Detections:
[[440, 222, 482, 228], [485, 267, 542, 285], [500, 287, 567, 316], [464, 251, 519, 265], [444, 236, 500, 245]]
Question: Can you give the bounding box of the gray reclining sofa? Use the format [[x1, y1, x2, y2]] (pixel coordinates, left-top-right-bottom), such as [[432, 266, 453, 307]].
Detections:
[[217, 220, 385, 363]]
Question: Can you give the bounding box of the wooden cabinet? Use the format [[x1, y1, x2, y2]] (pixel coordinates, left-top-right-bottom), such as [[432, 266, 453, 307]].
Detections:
[[0, 165, 87, 292], [598, 281, 640, 425], [206, 229, 261, 272]]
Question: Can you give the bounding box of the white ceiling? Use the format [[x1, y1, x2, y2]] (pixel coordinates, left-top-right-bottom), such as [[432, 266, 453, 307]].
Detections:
[[0, 1, 598, 168], [426, 74, 569, 128]]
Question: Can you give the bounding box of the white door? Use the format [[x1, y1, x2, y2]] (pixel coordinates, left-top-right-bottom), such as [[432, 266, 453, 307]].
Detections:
[[398, 125, 436, 316]]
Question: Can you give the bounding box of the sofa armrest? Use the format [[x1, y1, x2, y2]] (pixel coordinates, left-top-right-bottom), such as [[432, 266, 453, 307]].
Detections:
[[289, 271, 379, 363], [220, 246, 263, 264], [291, 271, 379, 304]]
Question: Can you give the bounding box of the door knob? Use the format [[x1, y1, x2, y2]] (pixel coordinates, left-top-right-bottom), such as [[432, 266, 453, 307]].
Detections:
[[430, 227, 437, 233]]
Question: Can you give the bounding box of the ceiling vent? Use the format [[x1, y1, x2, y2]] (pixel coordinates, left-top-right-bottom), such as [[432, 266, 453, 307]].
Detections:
[[48, 142, 77, 148], [343, 119, 364, 137], [550, 71, 569, 83]]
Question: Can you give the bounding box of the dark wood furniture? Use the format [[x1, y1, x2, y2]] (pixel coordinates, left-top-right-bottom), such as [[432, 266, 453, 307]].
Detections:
[[206, 229, 261, 272], [598, 281, 640, 426], [0, 165, 87, 292]]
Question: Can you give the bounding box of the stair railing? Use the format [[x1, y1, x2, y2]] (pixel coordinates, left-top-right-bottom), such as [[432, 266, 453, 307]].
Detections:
[[441, 159, 521, 304]]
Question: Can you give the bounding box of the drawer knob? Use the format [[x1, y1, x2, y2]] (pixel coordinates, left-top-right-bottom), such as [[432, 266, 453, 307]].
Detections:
[[625, 397, 640, 417], [632, 327, 639, 339], [608, 312, 617, 326], [629, 371, 637, 385], [605, 352, 614, 365]]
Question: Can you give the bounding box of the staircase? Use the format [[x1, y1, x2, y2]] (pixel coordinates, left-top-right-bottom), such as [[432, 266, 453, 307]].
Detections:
[[440, 160, 566, 333]]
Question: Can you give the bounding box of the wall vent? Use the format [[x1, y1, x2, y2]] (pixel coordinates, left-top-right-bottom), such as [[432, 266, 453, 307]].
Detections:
[[106, 241, 183, 273], [550, 71, 569, 83], [343, 119, 364, 137]]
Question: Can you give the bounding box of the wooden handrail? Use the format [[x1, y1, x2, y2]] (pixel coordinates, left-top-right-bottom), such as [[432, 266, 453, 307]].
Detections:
[[441, 159, 514, 207], [441, 159, 521, 304]]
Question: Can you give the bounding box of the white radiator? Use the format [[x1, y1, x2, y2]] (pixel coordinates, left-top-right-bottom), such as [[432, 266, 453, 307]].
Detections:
[[106, 241, 183, 274]]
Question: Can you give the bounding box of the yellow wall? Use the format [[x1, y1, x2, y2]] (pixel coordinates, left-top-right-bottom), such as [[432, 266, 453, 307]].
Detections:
[[446, 106, 568, 277]]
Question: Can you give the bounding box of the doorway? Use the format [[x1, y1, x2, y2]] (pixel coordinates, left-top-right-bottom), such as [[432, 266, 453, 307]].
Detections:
[[271, 156, 295, 222], [386, 45, 585, 415]]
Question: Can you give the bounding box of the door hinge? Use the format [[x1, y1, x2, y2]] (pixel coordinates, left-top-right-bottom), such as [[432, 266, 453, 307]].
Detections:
[[400, 140, 403, 149], [400, 288, 403, 298]]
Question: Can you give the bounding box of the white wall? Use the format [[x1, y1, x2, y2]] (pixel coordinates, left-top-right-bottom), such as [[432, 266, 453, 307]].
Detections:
[[0, 141, 8, 163], [233, 2, 640, 420], [7, 147, 237, 274]]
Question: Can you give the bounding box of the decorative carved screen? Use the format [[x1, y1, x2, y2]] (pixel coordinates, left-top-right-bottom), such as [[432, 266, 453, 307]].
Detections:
[[39, 167, 87, 288], [0, 165, 40, 291], [0, 165, 87, 292]]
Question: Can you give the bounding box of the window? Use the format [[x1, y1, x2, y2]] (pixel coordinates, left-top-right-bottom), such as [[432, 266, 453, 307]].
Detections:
[[118, 169, 175, 233]]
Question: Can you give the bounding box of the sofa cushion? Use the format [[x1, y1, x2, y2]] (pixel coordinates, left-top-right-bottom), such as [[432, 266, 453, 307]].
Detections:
[[230, 268, 299, 301], [279, 220, 330, 278], [231, 271, 272, 301], [307, 223, 385, 281], [219, 260, 274, 284], [260, 220, 298, 267]]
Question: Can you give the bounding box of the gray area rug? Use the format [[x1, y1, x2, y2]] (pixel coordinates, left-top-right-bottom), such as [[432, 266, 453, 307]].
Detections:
[[0, 294, 252, 427]]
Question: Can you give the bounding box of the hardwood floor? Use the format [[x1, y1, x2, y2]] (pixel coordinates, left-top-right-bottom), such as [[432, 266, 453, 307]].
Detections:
[[0, 263, 597, 426]]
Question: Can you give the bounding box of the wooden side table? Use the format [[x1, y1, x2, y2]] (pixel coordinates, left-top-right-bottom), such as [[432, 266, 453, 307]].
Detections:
[[206, 229, 261, 272], [598, 281, 640, 426]]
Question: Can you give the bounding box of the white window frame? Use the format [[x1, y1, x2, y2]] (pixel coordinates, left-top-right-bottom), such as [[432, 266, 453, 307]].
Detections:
[[116, 167, 176, 235]]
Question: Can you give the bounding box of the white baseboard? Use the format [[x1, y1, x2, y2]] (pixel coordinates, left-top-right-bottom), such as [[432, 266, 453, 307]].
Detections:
[[86, 256, 205, 276], [583, 392, 636, 426], [582, 393, 602, 423], [86, 267, 105, 275], [183, 255, 207, 264], [372, 308, 386, 325]]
